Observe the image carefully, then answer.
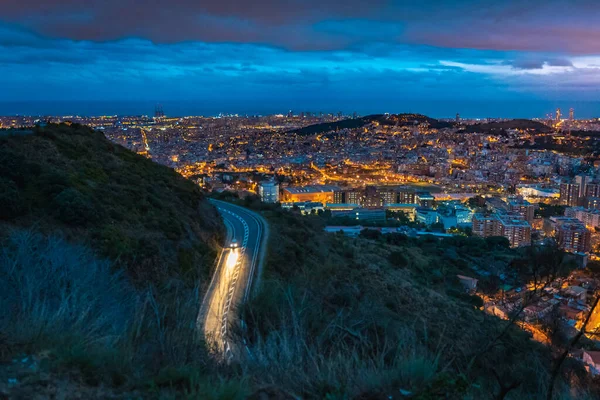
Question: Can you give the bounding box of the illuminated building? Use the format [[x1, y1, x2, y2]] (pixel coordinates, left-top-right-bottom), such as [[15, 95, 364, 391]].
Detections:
[[363, 186, 384, 208], [472, 213, 531, 248], [259, 181, 280, 203], [565, 207, 600, 228], [416, 192, 434, 208], [333, 189, 363, 205], [282, 185, 339, 204], [397, 189, 417, 204], [560, 182, 580, 207], [331, 207, 386, 222], [386, 203, 418, 220], [585, 183, 600, 198], [585, 197, 600, 210], [508, 198, 535, 224], [498, 215, 532, 248], [557, 222, 591, 253], [415, 208, 438, 225], [472, 214, 500, 238], [575, 175, 591, 198]]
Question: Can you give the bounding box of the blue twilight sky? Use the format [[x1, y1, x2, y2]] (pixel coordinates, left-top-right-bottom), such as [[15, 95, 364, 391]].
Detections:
[[2, 0, 600, 117]]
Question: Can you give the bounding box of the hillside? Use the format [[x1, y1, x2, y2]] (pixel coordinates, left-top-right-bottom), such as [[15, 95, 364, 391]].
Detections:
[[380, 113, 454, 129], [0, 123, 224, 285], [462, 119, 552, 134], [288, 115, 384, 135], [1, 128, 596, 399], [212, 194, 598, 399], [289, 113, 453, 135]]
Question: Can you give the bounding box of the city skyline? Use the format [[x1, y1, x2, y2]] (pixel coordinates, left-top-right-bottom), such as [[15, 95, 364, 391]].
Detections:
[[2, 0, 600, 116], [3, 100, 600, 120]]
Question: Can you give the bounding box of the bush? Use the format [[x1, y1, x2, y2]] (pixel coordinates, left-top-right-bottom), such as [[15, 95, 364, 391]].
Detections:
[[0, 230, 214, 390], [52, 188, 98, 225], [0, 230, 133, 350], [389, 250, 408, 267], [485, 236, 511, 249], [0, 178, 23, 219], [360, 228, 382, 240]]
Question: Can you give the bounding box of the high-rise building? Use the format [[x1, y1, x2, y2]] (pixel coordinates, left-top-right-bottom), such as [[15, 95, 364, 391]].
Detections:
[[498, 214, 532, 248], [397, 188, 417, 204], [472, 214, 501, 238], [333, 189, 362, 205], [557, 222, 591, 253], [259, 181, 280, 203], [560, 182, 580, 207], [472, 213, 531, 248], [569, 108, 574, 121], [565, 207, 600, 228], [363, 186, 384, 208], [585, 182, 600, 198], [575, 175, 591, 198], [556, 108, 561, 123], [585, 197, 600, 210], [508, 198, 535, 224]]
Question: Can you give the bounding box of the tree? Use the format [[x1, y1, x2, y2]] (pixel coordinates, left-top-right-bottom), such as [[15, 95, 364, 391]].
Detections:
[[485, 236, 510, 250], [0, 178, 23, 219], [359, 229, 382, 240], [469, 244, 572, 399], [547, 296, 600, 400], [389, 251, 408, 267], [52, 188, 98, 225]]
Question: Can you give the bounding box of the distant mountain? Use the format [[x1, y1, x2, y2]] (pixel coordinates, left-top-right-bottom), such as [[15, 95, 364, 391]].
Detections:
[[289, 113, 453, 135], [0, 123, 224, 285], [379, 113, 455, 129], [288, 115, 383, 135], [461, 119, 552, 134]]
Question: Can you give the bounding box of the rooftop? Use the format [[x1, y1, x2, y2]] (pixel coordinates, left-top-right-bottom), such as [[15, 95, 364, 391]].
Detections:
[[284, 185, 340, 194]]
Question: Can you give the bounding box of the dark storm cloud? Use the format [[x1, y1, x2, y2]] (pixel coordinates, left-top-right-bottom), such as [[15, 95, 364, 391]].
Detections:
[[2, 0, 600, 54], [0, 1, 599, 107]]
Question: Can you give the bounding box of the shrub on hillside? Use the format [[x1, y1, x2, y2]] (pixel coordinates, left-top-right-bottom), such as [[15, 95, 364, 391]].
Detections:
[[0, 124, 223, 285], [0, 178, 23, 219], [52, 188, 99, 225], [0, 230, 220, 390]]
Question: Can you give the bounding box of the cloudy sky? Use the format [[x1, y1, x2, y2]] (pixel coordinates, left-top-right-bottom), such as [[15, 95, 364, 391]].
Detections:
[[2, 0, 600, 116]]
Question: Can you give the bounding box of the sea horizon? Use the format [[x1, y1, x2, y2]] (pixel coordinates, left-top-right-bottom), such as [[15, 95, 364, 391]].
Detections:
[[2, 100, 600, 120]]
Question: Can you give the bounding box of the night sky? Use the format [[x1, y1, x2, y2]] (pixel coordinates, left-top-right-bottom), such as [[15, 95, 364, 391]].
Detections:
[[3, 0, 600, 117]]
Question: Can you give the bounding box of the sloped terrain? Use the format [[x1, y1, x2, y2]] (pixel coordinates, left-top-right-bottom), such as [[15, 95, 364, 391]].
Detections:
[[0, 123, 224, 285]]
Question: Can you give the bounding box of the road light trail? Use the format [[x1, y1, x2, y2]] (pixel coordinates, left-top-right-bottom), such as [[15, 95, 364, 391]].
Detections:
[[198, 200, 268, 360]]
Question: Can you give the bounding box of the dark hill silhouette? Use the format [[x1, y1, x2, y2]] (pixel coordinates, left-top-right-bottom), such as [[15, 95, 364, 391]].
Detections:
[[462, 119, 552, 134], [289, 113, 453, 135]]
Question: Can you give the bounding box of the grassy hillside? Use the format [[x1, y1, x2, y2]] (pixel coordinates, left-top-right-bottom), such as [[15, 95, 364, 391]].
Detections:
[[0, 123, 224, 285], [210, 194, 595, 399], [1, 128, 595, 399]]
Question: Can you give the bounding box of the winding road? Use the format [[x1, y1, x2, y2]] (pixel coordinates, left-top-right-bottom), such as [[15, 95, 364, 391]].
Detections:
[[198, 199, 268, 359]]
